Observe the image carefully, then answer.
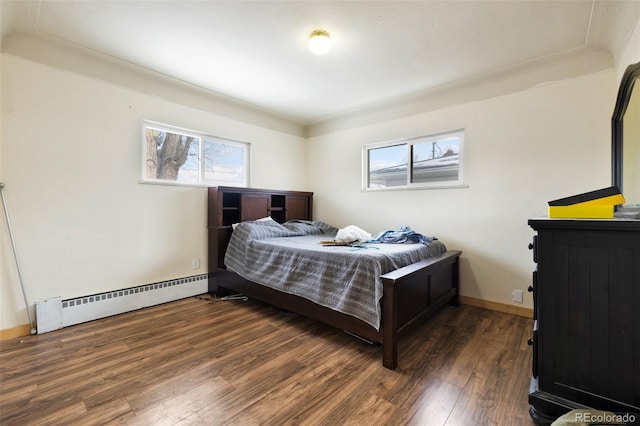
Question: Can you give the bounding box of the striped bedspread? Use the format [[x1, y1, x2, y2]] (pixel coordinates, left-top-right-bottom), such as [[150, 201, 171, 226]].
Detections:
[[224, 219, 447, 330]]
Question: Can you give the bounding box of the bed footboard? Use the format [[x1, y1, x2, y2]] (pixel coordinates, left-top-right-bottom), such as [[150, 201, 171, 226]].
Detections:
[[381, 250, 461, 369]]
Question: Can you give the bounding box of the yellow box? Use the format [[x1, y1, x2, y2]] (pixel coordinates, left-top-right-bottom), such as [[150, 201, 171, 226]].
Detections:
[[548, 205, 614, 219]]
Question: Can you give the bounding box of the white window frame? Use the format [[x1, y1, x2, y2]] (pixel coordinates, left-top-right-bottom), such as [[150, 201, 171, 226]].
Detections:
[[141, 120, 250, 187], [362, 129, 465, 191]]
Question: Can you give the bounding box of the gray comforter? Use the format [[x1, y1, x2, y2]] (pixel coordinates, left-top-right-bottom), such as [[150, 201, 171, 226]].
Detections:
[[224, 219, 447, 330]]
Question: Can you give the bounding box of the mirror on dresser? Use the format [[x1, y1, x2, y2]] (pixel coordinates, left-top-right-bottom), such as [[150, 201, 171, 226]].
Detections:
[[612, 61, 640, 213]]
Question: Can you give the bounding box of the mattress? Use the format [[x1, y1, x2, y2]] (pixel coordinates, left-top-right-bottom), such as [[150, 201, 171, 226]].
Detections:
[[224, 219, 447, 330]]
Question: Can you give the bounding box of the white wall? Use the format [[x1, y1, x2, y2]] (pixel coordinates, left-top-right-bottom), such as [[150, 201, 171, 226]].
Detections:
[[307, 70, 616, 309], [0, 55, 307, 330]]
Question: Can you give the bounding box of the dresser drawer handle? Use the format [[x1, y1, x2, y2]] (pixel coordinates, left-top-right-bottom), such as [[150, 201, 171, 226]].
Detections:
[[527, 338, 534, 346], [528, 285, 534, 293], [528, 243, 534, 250]]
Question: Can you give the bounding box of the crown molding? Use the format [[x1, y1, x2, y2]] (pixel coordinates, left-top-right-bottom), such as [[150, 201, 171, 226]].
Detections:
[[306, 47, 614, 138], [1, 31, 306, 138], [2, 31, 615, 139]]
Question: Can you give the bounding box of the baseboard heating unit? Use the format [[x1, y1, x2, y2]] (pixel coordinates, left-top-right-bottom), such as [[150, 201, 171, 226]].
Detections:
[[35, 274, 208, 334]]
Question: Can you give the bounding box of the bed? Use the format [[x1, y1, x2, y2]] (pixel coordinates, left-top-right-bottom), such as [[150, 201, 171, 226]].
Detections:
[[207, 186, 462, 370]]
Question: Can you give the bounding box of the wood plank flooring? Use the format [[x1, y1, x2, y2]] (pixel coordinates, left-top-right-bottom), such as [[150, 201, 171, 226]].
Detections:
[[0, 295, 536, 425]]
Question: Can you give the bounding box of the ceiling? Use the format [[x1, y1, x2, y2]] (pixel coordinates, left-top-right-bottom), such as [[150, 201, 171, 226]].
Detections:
[[1, 1, 639, 126]]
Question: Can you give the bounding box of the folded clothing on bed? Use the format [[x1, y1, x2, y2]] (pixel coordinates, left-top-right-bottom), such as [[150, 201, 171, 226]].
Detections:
[[368, 225, 435, 245], [335, 225, 372, 243]]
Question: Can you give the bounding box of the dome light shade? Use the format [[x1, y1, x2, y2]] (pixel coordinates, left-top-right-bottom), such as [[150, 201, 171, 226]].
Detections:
[[308, 30, 331, 55]]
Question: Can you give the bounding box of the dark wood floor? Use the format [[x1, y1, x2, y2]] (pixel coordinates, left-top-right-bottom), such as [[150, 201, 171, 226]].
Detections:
[[0, 295, 536, 425]]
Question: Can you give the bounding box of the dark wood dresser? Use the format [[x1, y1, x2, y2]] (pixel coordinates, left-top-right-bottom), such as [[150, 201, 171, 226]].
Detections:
[[527, 218, 640, 424]]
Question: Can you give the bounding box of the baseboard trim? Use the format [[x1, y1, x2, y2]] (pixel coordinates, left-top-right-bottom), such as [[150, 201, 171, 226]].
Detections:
[[0, 324, 32, 341], [459, 295, 533, 318], [2, 294, 533, 341], [2, 274, 208, 340]]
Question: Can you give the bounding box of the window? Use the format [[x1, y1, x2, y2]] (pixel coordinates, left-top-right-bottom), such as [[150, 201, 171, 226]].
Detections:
[[363, 129, 464, 190], [142, 121, 249, 187]]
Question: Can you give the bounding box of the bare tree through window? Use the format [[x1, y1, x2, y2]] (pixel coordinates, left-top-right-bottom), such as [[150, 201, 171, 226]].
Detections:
[[143, 121, 249, 186]]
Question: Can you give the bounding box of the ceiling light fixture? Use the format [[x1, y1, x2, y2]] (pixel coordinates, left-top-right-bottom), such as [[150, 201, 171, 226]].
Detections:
[[308, 30, 332, 55]]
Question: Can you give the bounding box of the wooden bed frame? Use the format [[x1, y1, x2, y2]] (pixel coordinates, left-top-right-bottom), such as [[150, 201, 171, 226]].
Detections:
[[207, 186, 462, 370]]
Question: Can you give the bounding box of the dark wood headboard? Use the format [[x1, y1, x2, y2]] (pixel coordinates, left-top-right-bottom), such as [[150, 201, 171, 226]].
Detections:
[[207, 186, 313, 276]]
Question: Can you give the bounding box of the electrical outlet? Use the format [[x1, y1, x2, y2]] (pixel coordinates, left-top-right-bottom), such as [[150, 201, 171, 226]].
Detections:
[[192, 259, 200, 269], [512, 289, 523, 303]]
